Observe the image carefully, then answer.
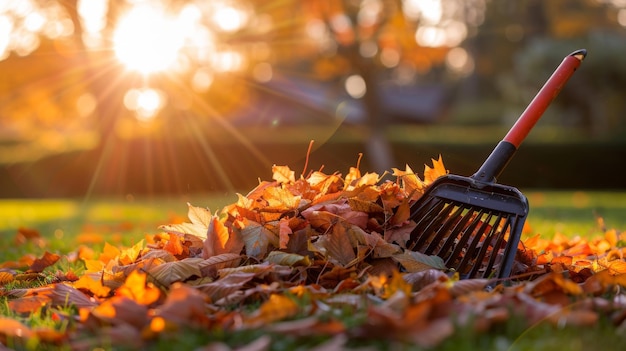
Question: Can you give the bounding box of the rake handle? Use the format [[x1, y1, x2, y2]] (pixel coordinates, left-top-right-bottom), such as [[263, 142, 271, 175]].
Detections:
[[472, 49, 587, 183]]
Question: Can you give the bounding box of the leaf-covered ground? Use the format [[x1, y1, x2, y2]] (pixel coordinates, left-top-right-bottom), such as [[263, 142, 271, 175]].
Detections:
[[2, 157, 626, 350]]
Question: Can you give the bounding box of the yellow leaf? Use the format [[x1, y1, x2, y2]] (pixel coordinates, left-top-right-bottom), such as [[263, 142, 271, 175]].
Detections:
[[187, 203, 212, 227], [119, 240, 145, 266], [272, 165, 295, 184], [344, 166, 361, 188], [83, 259, 105, 273], [392, 164, 424, 200]]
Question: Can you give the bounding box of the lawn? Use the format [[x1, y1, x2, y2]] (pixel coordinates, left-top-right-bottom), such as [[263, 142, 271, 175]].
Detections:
[[1, 190, 626, 350]]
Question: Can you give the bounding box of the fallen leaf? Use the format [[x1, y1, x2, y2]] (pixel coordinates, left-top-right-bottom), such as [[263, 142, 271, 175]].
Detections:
[[28, 251, 61, 273], [73, 274, 112, 298], [272, 165, 295, 184], [392, 251, 447, 273], [116, 270, 161, 305], [0, 271, 14, 285], [0, 317, 34, 340], [265, 251, 311, 267], [245, 294, 299, 327], [147, 258, 203, 287], [238, 219, 277, 258]]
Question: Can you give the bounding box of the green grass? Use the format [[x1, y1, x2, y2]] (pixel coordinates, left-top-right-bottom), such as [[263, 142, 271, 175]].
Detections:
[[524, 190, 626, 238], [0, 193, 236, 261]]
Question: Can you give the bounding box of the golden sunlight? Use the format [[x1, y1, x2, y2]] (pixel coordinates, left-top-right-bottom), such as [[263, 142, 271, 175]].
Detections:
[[113, 4, 186, 74], [123, 88, 165, 121]]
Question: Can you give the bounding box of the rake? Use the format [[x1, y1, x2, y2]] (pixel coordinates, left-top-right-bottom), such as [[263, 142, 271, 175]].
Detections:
[[406, 49, 587, 279]]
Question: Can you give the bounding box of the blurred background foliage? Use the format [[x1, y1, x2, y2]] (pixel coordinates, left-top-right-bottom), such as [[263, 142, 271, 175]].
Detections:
[[0, 0, 625, 197]]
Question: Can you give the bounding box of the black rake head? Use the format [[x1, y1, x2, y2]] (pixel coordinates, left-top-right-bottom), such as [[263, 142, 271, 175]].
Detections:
[[407, 175, 528, 279]]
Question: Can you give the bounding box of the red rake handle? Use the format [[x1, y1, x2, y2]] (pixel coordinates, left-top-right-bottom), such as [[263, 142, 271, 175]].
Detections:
[[472, 49, 586, 183]]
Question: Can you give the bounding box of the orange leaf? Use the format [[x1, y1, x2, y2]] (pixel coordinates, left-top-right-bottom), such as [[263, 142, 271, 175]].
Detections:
[[278, 217, 292, 249], [204, 216, 244, 258], [74, 274, 112, 298], [163, 233, 184, 256], [116, 270, 161, 305], [14, 226, 43, 246], [99, 242, 121, 264], [246, 294, 299, 327], [0, 317, 34, 339], [0, 271, 14, 285], [605, 229, 618, 248], [28, 251, 60, 273], [8, 295, 50, 314], [608, 260, 626, 275], [389, 198, 410, 227], [423, 155, 447, 185], [527, 271, 583, 297], [551, 255, 573, 266], [91, 296, 149, 329]]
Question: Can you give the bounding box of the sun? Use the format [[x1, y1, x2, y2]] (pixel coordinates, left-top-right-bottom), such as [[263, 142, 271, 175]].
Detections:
[[113, 4, 185, 74]]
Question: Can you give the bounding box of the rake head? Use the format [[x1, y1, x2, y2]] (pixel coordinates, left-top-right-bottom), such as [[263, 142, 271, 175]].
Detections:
[[407, 175, 528, 279]]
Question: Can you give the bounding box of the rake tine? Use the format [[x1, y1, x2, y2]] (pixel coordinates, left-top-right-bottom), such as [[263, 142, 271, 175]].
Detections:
[[468, 214, 504, 278], [444, 209, 486, 266], [409, 199, 453, 251], [430, 206, 476, 257], [499, 216, 524, 279], [483, 216, 512, 277], [457, 212, 493, 277], [423, 204, 468, 254]]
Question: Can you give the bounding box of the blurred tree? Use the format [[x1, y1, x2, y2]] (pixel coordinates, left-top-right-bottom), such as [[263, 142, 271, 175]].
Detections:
[[0, 0, 485, 171], [271, 0, 484, 171], [464, 0, 626, 137]]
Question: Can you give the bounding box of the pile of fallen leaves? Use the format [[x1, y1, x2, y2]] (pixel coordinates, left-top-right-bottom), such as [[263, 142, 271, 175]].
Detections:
[[2, 156, 626, 350]]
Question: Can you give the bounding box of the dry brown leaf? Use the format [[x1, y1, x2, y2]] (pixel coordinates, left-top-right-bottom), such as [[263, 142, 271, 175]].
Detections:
[[28, 251, 61, 273]]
